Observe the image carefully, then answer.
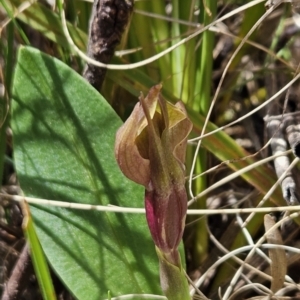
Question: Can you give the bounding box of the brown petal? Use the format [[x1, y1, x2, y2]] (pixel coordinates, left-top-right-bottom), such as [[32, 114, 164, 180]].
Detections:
[[170, 101, 193, 166], [114, 85, 162, 187], [115, 101, 150, 187]]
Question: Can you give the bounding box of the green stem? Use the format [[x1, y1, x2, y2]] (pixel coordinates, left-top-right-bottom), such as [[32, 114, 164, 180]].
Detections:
[[156, 247, 191, 300], [191, 0, 217, 265], [0, 21, 14, 184], [197, 1, 217, 114]]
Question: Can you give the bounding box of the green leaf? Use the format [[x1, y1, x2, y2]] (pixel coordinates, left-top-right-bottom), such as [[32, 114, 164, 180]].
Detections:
[[11, 46, 161, 300]]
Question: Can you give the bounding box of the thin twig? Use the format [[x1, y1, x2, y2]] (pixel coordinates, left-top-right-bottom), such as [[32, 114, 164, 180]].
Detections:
[[3, 193, 300, 215], [242, 157, 299, 227], [188, 150, 292, 206]]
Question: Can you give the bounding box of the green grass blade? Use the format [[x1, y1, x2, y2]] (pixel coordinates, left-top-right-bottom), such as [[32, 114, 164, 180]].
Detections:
[[22, 203, 57, 300], [6, 0, 87, 50]]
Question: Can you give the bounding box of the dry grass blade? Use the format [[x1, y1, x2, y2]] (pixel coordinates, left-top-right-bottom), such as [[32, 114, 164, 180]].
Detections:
[[264, 214, 287, 294], [245, 296, 291, 299]]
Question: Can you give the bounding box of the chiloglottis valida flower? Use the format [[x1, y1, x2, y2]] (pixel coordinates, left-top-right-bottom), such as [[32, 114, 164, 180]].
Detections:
[[115, 84, 192, 266]]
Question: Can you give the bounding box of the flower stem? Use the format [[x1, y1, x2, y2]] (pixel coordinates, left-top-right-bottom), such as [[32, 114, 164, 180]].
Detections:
[[156, 247, 191, 300]]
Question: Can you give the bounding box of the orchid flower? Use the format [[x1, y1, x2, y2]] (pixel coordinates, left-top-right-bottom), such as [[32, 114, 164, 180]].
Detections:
[[115, 84, 192, 299]]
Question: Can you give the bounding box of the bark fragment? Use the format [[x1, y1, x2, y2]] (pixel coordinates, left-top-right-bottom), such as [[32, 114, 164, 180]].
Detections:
[[83, 0, 134, 91]]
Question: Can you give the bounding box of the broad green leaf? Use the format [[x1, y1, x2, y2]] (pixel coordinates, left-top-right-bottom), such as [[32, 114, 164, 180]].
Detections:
[[11, 46, 161, 300]]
